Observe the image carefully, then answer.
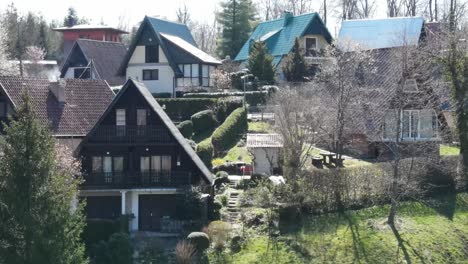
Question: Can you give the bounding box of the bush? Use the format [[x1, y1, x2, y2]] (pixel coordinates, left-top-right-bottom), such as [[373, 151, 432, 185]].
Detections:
[[177, 120, 193, 138], [175, 240, 196, 264], [157, 98, 218, 120], [175, 187, 203, 220], [187, 232, 210, 252], [91, 232, 133, 264], [191, 110, 217, 135], [211, 107, 248, 154], [196, 138, 213, 169], [183, 91, 271, 106], [206, 221, 232, 250], [230, 235, 243, 253], [214, 171, 230, 190], [82, 215, 131, 246], [215, 97, 243, 123], [186, 139, 197, 150], [153, 92, 172, 98]]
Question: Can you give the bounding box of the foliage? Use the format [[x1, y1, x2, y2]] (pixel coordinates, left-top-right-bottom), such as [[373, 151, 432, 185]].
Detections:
[[212, 158, 226, 167], [152, 92, 172, 98], [211, 68, 232, 90], [230, 235, 244, 253], [177, 120, 194, 139], [230, 70, 250, 90], [0, 93, 87, 264], [247, 41, 276, 84], [217, 0, 256, 59], [138, 242, 169, 264], [212, 107, 248, 154], [440, 144, 460, 156], [175, 240, 197, 264], [175, 187, 203, 220], [282, 38, 307, 82], [82, 216, 130, 246], [206, 221, 232, 249], [91, 232, 133, 264], [196, 138, 214, 169], [215, 97, 243, 123], [183, 91, 272, 106], [187, 232, 211, 252], [248, 121, 272, 133], [157, 98, 218, 120], [191, 110, 217, 135]]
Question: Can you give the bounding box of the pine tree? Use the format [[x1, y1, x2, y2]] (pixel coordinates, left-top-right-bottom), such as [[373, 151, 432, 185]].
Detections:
[[0, 93, 88, 264], [282, 38, 307, 82], [64, 7, 79, 27], [247, 41, 275, 84], [217, 0, 256, 59]]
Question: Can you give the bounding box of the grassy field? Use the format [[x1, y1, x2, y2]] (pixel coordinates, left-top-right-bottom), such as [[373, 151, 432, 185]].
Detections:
[[440, 144, 460, 156], [217, 145, 253, 164], [216, 193, 468, 264], [248, 121, 273, 133]]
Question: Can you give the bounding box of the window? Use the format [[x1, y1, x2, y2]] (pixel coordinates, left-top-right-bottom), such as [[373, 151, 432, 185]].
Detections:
[[137, 109, 147, 126], [116, 109, 126, 126], [305, 37, 317, 56], [0, 101, 5, 117], [74, 67, 90, 79], [177, 64, 200, 87], [92, 157, 102, 173], [92, 156, 124, 183], [142, 69, 159, 80], [140, 156, 150, 172], [384, 109, 438, 140], [404, 79, 418, 92], [145, 45, 159, 63], [140, 155, 171, 173], [113, 157, 124, 172]]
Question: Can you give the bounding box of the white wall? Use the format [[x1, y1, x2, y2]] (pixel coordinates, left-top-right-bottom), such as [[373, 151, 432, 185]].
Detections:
[[299, 34, 329, 51], [251, 147, 280, 175], [129, 46, 168, 64], [126, 65, 174, 94]]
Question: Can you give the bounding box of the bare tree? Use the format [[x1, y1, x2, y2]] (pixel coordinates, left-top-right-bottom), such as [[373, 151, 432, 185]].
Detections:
[[190, 17, 218, 55], [176, 3, 191, 25], [387, 0, 402, 17]]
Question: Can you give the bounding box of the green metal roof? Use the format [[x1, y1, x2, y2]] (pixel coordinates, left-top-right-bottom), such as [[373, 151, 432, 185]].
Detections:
[[234, 12, 332, 65], [146, 16, 197, 46]]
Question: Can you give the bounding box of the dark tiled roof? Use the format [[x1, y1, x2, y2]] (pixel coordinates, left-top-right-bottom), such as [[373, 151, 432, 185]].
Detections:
[[0, 76, 115, 136], [65, 39, 127, 86]]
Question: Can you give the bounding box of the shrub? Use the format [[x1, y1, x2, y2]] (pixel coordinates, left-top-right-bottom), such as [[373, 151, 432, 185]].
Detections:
[[212, 158, 225, 167], [218, 195, 228, 207], [183, 91, 271, 106], [211, 200, 222, 220], [175, 187, 203, 220], [214, 171, 230, 190], [211, 107, 248, 154], [157, 98, 217, 120], [153, 92, 172, 98], [191, 110, 217, 135], [216, 97, 243, 123], [177, 120, 193, 138], [230, 235, 243, 253], [206, 221, 232, 250], [83, 215, 131, 246], [91, 232, 133, 264], [175, 240, 196, 264], [216, 171, 229, 179], [196, 138, 213, 169], [187, 232, 210, 252]]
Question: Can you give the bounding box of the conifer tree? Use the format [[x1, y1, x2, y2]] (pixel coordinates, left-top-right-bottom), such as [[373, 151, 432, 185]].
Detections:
[[247, 41, 275, 84], [282, 38, 307, 82], [217, 0, 256, 59], [0, 93, 87, 264]]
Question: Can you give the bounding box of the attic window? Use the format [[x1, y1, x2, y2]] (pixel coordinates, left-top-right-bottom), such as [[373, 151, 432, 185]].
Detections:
[[404, 79, 418, 92], [305, 37, 317, 55], [145, 45, 159, 63]]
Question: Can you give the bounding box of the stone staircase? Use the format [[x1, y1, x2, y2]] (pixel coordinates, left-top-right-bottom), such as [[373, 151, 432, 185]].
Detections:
[[226, 191, 241, 222]]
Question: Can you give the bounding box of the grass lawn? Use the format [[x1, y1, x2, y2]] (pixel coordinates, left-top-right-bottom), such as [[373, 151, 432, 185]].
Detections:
[[440, 144, 460, 156], [306, 146, 372, 168], [222, 193, 468, 264], [216, 145, 253, 165], [248, 121, 273, 133]]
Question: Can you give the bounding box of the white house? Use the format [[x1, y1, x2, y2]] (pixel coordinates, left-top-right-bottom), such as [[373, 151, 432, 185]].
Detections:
[[247, 133, 283, 175]]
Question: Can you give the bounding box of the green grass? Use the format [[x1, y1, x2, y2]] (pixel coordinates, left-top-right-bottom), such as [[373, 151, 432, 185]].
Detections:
[[225, 193, 468, 264], [248, 121, 273, 133], [440, 144, 460, 156], [218, 145, 253, 164]]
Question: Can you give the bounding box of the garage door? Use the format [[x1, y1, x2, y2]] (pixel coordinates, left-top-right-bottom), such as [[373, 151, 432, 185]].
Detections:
[[139, 195, 176, 231]]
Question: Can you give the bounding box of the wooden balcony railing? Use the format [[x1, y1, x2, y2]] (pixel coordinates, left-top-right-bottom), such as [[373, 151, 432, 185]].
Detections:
[[89, 126, 171, 143], [82, 171, 192, 189]]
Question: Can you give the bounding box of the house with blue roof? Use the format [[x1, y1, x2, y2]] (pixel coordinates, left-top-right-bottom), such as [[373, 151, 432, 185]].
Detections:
[[118, 16, 221, 96], [234, 11, 332, 80]]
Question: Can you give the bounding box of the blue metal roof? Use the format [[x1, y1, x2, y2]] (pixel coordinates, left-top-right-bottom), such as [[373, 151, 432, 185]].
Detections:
[[234, 13, 332, 63], [338, 17, 424, 50], [146, 16, 197, 47]]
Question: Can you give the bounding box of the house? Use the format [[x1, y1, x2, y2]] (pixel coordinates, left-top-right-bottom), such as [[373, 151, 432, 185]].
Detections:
[[0, 77, 115, 150], [247, 133, 283, 175], [118, 16, 222, 96], [234, 11, 332, 80], [77, 78, 213, 231], [53, 25, 128, 57], [336, 17, 447, 159], [60, 39, 127, 87]]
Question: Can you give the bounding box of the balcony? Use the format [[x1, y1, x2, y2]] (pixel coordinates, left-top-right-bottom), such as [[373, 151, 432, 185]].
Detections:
[[89, 126, 172, 143], [82, 171, 192, 189]]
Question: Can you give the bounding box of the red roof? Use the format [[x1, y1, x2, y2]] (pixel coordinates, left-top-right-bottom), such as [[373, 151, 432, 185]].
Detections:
[[53, 25, 128, 34]]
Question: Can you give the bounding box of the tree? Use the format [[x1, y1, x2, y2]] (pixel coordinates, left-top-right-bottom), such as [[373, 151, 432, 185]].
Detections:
[[217, 0, 256, 59], [176, 3, 191, 25], [64, 7, 79, 27], [0, 93, 88, 264], [0, 21, 16, 76], [282, 38, 307, 82], [247, 41, 275, 84]]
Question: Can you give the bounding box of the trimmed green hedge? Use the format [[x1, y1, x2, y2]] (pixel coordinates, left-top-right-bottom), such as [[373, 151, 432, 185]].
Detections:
[[216, 97, 243, 123], [156, 98, 218, 120], [183, 91, 271, 106], [211, 107, 248, 154], [196, 138, 213, 169], [82, 216, 130, 246], [152, 92, 172, 98], [191, 110, 217, 135], [177, 120, 193, 138]]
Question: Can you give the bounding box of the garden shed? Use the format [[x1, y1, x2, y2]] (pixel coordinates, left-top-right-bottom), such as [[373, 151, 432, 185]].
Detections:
[[247, 133, 283, 175]]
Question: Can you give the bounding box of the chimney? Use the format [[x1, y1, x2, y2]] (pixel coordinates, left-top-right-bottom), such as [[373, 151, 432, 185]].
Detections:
[[283, 11, 293, 27], [50, 79, 66, 105]]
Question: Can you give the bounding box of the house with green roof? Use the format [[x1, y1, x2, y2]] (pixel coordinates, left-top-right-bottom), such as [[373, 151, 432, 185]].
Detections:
[[118, 16, 221, 96], [234, 11, 332, 80]]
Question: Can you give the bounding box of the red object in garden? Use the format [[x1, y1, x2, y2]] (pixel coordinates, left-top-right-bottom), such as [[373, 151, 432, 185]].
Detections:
[[240, 165, 253, 175]]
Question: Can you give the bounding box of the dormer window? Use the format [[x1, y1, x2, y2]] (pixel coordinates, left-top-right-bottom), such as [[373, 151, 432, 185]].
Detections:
[[305, 37, 317, 56], [145, 45, 159, 63], [404, 79, 418, 92]]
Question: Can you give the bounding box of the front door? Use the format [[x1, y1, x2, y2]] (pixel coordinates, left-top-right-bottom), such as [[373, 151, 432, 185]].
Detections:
[[138, 195, 175, 231]]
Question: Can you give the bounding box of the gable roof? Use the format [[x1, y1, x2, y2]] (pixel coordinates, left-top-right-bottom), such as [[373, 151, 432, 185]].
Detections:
[[118, 16, 220, 76], [234, 12, 332, 66], [338, 17, 425, 50], [0, 76, 115, 136], [53, 25, 128, 34], [61, 39, 127, 86], [81, 78, 213, 184], [247, 133, 283, 148]]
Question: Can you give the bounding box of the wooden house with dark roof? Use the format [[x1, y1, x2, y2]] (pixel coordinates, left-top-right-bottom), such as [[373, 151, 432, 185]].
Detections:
[[118, 16, 221, 96], [60, 39, 127, 86]]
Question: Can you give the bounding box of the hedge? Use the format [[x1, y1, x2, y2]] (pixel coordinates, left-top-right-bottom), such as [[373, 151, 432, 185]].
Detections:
[[156, 98, 218, 120], [82, 215, 130, 246], [177, 120, 193, 138], [196, 138, 213, 169], [191, 110, 217, 135], [216, 97, 243, 123], [152, 92, 172, 98], [211, 107, 248, 154], [183, 91, 272, 106]]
